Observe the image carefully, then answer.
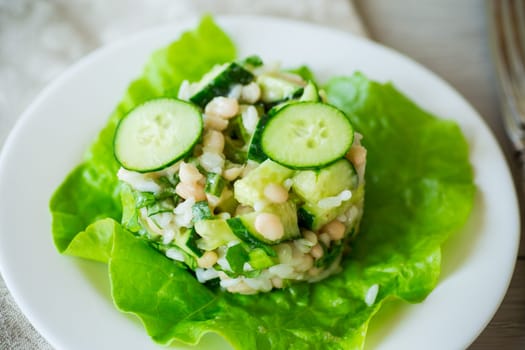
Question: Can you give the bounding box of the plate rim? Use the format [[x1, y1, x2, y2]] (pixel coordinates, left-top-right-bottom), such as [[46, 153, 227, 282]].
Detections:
[[0, 14, 520, 350]]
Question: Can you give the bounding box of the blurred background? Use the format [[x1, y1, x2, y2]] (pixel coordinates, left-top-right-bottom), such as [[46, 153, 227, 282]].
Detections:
[[0, 0, 523, 349], [0, 0, 361, 147]]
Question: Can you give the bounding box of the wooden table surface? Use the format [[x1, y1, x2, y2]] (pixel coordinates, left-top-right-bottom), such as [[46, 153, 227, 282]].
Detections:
[[356, 0, 524, 348]]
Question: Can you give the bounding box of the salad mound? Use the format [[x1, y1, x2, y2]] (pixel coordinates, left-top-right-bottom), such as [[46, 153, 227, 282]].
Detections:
[[114, 58, 366, 294], [49, 17, 475, 349]]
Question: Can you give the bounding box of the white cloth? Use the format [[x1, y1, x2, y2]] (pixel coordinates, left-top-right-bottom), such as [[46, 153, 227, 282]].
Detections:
[[0, 0, 366, 348]]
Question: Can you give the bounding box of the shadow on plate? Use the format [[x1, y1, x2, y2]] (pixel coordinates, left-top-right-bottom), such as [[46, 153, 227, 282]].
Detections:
[[364, 188, 486, 348], [73, 258, 112, 301], [364, 297, 411, 349], [440, 188, 486, 280]]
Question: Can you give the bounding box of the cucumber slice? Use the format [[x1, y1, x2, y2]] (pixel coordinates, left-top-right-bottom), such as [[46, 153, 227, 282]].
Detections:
[[299, 81, 320, 102], [246, 106, 282, 162], [190, 62, 254, 107], [114, 98, 202, 172], [247, 114, 270, 162], [261, 102, 354, 169]]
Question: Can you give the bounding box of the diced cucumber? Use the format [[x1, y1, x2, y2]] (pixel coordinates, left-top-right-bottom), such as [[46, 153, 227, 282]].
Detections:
[[155, 176, 180, 200], [227, 201, 300, 245], [298, 184, 365, 231], [204, 172, 225, 197], [223, 115, 251, 163], [225, 243, 276, 274], [215, 188, 239, 215], [226, 243, 250, 274], [314, 241, 344, 268], [226, 217, 276, 256], [226, 114, 252, 144], [292, 158, 358, 203], [292, 158, 359, 230], [286, 65, 316, 82], [299, 81, 320, 102], [233, 159, 294, 207], [257, 74, 304, 103], [242, 55, 264, 67], [174, 228, 203, 257], [261, 102, 354, 169], [248, 248, 276, 270], [194, 218, 238, 251], [146, 198, 175, 216], [156, 244, 197, 270], [134, 191, 157, 209], [192, 201, 213, 222], [190, 62, 254, 107], [114, 98, 202, 172], [246, 114, 270, 162], [298, 201, 352, 231]]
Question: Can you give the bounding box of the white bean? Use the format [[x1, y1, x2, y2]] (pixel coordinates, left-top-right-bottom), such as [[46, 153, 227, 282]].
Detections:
[[346, 145, 367, 167], [205, 96, 239, 119], [303, 230, 318, 245], [310, 244, 324, 259], [203, 130, 225, 153], [223, 166, 244, 181], [197, 251, 218, 268], [228, 84, 243, 100], [254, 213, 284, 241], [271, 277, 283, 289], [179, 162, 204, 184], [263, 183, 288, 203], [199, 151, 225, 174], [323, 220, 346, 241], [226, 280, 257, 294], [296, 254, 314, 272], [319, 233, 331, 247], [175, 182, 206, 201], [241, 105, 259, 133], [241, 82, 261, 104], [206, 193, 221, 208], [308, 267, 322, 277], [204, 114, 229, 131]]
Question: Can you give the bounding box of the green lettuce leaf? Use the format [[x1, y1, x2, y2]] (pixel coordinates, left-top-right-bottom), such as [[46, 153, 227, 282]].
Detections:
[[49, 18, 475, 350], [50, 16, 236, 254], [324, 73, 475, 301], [64, 218, 119, 263]]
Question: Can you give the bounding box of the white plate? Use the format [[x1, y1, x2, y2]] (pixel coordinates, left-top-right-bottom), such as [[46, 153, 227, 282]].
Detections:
[[0, 16, 520, 350]]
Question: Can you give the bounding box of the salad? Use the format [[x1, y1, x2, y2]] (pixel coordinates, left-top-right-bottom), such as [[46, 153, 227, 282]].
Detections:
[[50, 17, 475, 349], [113, 56, 366, 294]]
